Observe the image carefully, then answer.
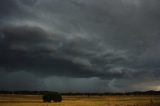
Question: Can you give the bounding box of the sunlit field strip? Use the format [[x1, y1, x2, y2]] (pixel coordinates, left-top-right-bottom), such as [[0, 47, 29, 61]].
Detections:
[[0, 95, 160, 106]]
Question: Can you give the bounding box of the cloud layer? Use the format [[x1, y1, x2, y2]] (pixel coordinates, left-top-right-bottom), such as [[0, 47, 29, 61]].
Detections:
[[0, 0, 160, 92]]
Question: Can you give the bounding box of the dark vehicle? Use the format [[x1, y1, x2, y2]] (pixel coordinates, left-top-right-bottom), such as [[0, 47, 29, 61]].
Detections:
[[42, 92, 62, 102]]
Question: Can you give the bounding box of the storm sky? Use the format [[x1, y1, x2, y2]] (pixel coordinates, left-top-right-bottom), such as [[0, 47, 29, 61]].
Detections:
[[0, 0, 160, 92]]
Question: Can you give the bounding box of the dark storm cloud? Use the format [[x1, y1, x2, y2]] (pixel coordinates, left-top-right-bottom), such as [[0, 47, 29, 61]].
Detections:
[[0, 25, 132, 79], [0, 0, 160, 91], [0, 26, 93, 77], [0, 70, 44, 91]]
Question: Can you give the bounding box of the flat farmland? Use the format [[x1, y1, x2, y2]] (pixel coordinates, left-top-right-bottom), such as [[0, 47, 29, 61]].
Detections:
[[0, 94, 160, 106]]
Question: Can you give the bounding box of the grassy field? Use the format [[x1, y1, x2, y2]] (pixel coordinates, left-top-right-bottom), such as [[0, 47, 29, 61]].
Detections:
[[0, 94, 160, 106]]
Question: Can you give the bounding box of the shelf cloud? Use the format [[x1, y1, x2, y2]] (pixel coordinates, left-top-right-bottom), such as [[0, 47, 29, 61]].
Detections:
[[0, 0, 160, 92]]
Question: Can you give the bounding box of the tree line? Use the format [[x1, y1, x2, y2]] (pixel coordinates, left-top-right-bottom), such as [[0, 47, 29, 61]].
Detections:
[[0, 90, 160, 96]]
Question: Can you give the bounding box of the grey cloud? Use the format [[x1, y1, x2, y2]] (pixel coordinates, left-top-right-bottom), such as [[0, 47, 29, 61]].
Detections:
[[43, 76, 110, 92], [0, 0, 160, 91], [0, 25, 134, 79], [0, 70, 44, 91]]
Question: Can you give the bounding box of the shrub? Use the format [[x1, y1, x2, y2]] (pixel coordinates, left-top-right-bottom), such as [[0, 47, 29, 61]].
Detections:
[[42, 92, 62, 102]]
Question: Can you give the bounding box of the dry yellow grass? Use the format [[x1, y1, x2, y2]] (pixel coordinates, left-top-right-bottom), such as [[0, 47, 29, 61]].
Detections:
[[0, 94, 160, 106]]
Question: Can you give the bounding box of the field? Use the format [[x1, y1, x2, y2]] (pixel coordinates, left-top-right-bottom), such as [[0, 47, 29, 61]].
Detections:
[[0, 94, 160, 106]]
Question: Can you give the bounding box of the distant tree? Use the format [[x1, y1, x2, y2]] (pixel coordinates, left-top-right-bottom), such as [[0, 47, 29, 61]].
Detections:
[[42, 92, 62, 102]]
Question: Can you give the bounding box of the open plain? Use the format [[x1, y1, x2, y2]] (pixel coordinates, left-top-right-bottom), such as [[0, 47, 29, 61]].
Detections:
[[0, 94, 160, 106]]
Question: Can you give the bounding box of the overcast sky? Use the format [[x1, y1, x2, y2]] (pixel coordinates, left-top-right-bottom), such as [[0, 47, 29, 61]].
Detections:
[[0, 0, 160, 92]]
